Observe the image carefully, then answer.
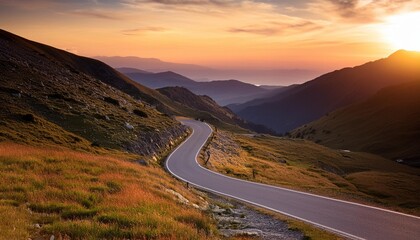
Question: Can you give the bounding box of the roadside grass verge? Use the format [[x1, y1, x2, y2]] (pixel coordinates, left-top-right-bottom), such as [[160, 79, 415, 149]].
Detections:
[[201, 130, 420, 216], [0, 142, 218, 239]]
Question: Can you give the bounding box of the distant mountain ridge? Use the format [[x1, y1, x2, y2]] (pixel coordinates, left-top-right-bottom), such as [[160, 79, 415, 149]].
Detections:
[[98, 56, 320, 85], [117, 68, 275, 105], [233, 50, 420, 133], [96, 56, 212, 79], [157, 86, 275, 134]]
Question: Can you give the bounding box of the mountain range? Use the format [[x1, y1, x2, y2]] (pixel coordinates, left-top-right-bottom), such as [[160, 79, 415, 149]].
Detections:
[[232, 50, 420, 134], [117, 68, 280, 106], [0, 29, 270, 156], [97, 56, 321, 85], [2, 28, 419, 167]]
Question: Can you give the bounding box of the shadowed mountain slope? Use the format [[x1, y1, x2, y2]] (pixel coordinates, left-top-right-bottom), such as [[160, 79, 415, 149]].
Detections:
[[291, 80, 420, 167], [234, 50, 420, 133], [157, 86, 275, 134], [0, 29, 188, 156]]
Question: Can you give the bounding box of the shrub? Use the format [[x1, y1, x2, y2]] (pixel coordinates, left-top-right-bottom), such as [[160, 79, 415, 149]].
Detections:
[[81, 194, 102, 208], [103, 97, 119, 106], [19, 114, 35, 123], [133, 109, 148, 118], [106, 181, 122, 194]]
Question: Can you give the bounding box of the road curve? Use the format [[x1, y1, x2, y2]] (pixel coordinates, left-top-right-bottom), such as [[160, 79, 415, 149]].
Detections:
[[166, 119, 420, 240]]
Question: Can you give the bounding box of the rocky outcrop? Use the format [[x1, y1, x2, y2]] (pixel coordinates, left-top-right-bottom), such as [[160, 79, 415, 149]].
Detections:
[[209, 194, 304, 240], [127, 125, 188, 158]]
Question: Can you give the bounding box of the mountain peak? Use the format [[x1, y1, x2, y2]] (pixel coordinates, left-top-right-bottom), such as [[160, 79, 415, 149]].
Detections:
[[388, 49, 420, 60]]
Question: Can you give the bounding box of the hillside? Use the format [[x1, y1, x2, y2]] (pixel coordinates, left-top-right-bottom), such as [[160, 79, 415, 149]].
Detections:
[[118, 68, 271, 105], [0, 29, 189, 158], [157, 87, 238, 123], [234, 50, 420, 133], [291, 80, 420, 167], [0, 29, 224, 239], [157, 87, 275, 134], [201, 130, 420, 215], [227, 84, 299, 112]]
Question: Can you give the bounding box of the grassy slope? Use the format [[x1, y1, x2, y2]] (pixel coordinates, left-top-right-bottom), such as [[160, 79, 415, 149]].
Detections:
[[0, 29, 220, 239], [291, 80, 420, 164], [201, 131, 420, 216], [0, 143, 217, 239], [0, 29, 189, 159]]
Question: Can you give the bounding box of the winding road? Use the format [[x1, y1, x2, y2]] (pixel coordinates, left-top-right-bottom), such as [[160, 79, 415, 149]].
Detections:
[[166, 119, 420, 240]]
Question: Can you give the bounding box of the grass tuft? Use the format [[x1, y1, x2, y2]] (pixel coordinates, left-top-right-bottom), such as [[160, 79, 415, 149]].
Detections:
[[97, 213, 136, 228], [61, 208, 98, 220], [29, 203, 69, 214]]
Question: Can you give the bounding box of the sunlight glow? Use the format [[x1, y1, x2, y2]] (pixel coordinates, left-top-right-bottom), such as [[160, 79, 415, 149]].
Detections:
[[383, 12, 420, 51]]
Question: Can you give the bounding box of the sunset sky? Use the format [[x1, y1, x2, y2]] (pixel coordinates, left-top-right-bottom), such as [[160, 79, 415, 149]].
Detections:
[[1, 0, 419, 84]]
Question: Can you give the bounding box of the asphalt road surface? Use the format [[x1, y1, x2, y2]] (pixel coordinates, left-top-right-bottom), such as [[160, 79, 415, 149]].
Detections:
[[166, 119, 420, 240]]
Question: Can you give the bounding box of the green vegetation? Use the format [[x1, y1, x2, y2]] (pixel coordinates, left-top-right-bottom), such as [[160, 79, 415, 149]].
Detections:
[[202, 131, 420, 216]]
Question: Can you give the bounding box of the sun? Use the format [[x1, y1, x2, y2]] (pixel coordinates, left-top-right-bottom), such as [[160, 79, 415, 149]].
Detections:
[[382, 12, 420, 51]]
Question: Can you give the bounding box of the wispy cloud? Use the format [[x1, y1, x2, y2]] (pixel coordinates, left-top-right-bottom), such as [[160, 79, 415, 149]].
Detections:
[[121, 26, 168, 35], [69, 9, 123, 20], [126, 0, 237, 6], [229, 20, 322, 36]]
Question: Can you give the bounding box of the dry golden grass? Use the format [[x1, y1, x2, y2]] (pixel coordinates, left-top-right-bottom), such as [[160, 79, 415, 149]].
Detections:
[[202, 131, 420, 216], [0, 205, 30, 240], [0, 142, 218, 239]]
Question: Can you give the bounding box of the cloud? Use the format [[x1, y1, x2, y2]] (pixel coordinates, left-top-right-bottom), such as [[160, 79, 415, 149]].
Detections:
[[120, 0, 243, 15], [229, 20, 322, 36], [69, 9, 123, 20], [128, 0, 236, 6], [317, 0, 420, 23], [121, 27, 168, 35]]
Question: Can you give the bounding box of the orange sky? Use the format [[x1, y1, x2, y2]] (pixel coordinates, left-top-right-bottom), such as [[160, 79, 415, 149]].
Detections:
[[1, 0, 419, 83]]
